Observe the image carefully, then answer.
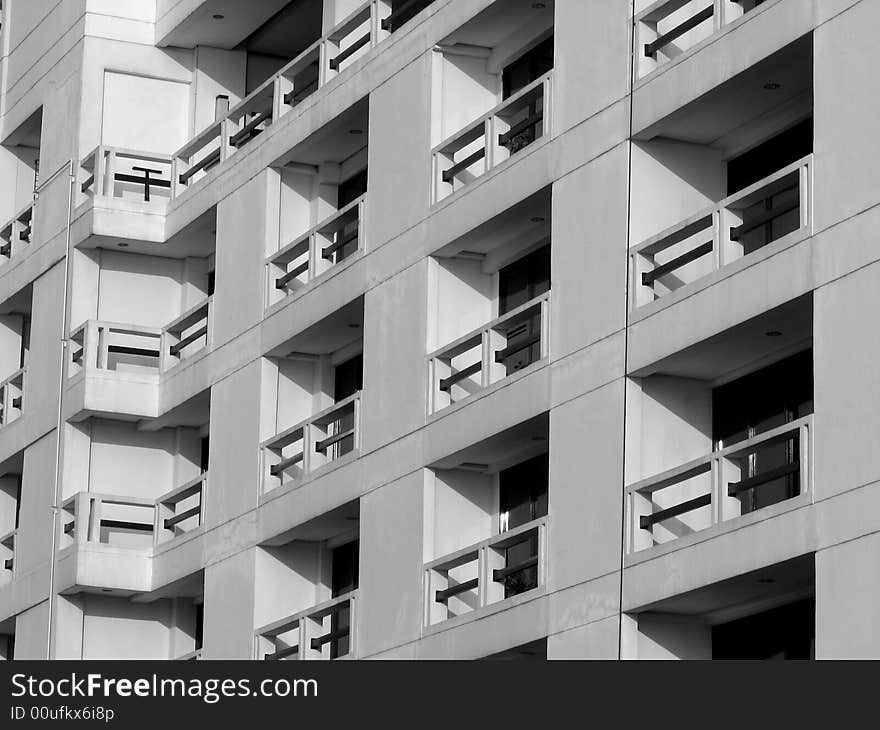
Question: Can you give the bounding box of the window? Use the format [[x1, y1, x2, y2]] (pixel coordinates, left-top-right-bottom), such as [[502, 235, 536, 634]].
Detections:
[[330, 540, 359, 659], [497, 245, 550, 375], [501, 37, 554, 154], [713, 349, 812, 514], [498, 453, 548, 598], [712, 598, 814, 660]]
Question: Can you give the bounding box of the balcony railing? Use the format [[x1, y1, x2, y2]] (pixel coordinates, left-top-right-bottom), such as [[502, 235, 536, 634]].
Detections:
[[80, 146, 174, 203], [255, 591, 358, 660], [262, 392, 361, 492], [635, 0, 766, 79], [627, 414, 812, 552], [630, 154, 811, 308], [0, 202, 34, 262], [172, 0, 434, 194], [0, 529, 15, 585], [156, 473, 207, 545], [432, 72, 552, 202], [424, 516, 547, 626], [69, 321, 162, 377], [161, 296, 213, 370], [61, 474, 208, 551], [266, 195, 365, 306], [175, 648, 203, 661], [0, 368, 25, 428], [428, 292, 549, 413]]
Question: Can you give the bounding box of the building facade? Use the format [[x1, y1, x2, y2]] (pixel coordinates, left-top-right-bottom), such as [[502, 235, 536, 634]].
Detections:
[[0, 0, 875, 660]]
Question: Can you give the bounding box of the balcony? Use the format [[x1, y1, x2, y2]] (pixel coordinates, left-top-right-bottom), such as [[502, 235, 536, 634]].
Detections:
[[0, 369, 24, 428], [266, 194, 365, 307], [635, 0, 768, 80], [0, 203, 33, 264], [80, 146, 174, 206], [432, 72, 552, 202], [0, 529, 14, 586], [630, 154, 812, 308], [61, 474, 207, 552], [161, 296, 213, 370], [425, 516, 547, 626], [262, 392, 360, 493], [428, 292, 549, 413], [255, 591, 358, 660], [628, 415, 812, 553]]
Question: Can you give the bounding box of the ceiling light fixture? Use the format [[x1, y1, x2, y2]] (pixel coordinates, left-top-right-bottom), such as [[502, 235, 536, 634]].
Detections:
[[530, 216, 546, 223], [117, 242, 129, 248], [763, 82, 780, 90], [765, 330, 783, 338], [212, 14, 225, 20], [532, 2, 547, 9], [349, 128, 364, 135]]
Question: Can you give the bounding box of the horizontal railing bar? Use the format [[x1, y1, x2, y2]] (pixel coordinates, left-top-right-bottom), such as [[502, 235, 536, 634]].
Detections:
[[270, 451, 304, 477], [493, 333, 541, 363], [276, 260, 309, 290], [164, 504, 201, 530], [645, 4, 713, 57], [107, 345, 160, 358], [314, 427, 355, 454], [642, 240, 713, 286], [381, 0, 424, 30], [81, 174, 95, 193], [442, 147, 485, 184], [229, 109, 272, 148], [498, 110, 544, 147], [727, 461, 799, 496], [169, 325, 208, 357], [729, 198, 799, 242], [164, 297, 210, 334], [309, 624, 350, 650], [265, 644, 299, 661], [640, 493, 711, 529], [439, 360, 480, 392], [264, 393, 361, 449], [100, 519, 153, 533], [329, 32, 370, 71], [427, 517, 547, 572], [435, 578, 478, 604], [720, 415, 810, 458], [321, 228, 359, 259], [492, 555, 538, 582], [255, 591, 357, 637], [179, 148, 221, 185], [113, 173, 171, 189], [158, 474, 206, 506]]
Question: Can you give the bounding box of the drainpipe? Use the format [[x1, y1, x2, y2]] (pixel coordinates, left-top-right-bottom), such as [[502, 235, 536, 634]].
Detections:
[[40, 158, 76, 660]]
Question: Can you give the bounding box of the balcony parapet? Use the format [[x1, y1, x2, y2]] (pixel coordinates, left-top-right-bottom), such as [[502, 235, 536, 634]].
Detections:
[[635, 0, 769, 81], [432, 71, 552, 203], [0, 529, 16, 586], [161, 296, 213, 371], [261, 392, 361, 494], [266, 194, 365, 308], [424, 516, 547, 627], [428, 292, 549, 414], [630, 154, 812, 309], [255, 590, 358, 660], [0, 368, 25, 429], [626, 414, 813, 553], [79, 146, 174, 206], [0, 202, 34, 264]]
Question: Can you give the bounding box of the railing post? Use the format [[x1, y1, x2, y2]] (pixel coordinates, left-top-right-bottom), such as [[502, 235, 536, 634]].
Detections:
[[95, 323, 108, 370], [542, 74, 552, 139], [219, 119, 233, 163], [479, 329, 492, 388], [302, 423, 312, 476], [94, 147, 107, 198], [348, 594, 357, 658], [352, 395, 361, 451], [799, 158, 811, 233], [199, 475, 208, 526], [800, 419, 811, 498], [539, 296, 550, 360], [483, 116, 495, 174], [103, 148, 118, 197]]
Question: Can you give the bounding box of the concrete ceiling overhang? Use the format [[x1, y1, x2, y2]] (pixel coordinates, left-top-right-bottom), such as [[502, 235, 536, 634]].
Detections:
[[157, 0, 293, 50]]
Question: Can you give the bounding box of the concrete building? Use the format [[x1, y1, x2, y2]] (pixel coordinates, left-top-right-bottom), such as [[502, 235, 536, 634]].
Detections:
[[0, 0, 875, 660]]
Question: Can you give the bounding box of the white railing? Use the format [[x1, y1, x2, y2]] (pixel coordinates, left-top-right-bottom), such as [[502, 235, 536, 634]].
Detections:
[[635, 0, 766, 79], [175, 648, 203, 661], [0, 202, 34, 263], [0, 528, 15, 585], [68, 321, 162, 377], [80, 146, 174, 203], [424, 516, 547, 626], [255, 591, 358, 660], [428, 292, 550, 413], [61, 474, 208, 551], [161, 296, 213, 370], [432, 72, 552, 202], [266, 194, 366, 306], [173, 0, 401, 194], [630, 154, 812, 308], [262, 392, 361, 493], [626, 414, 812, 552], [0, 368, 25, 428], [156, 473, 208, 545]]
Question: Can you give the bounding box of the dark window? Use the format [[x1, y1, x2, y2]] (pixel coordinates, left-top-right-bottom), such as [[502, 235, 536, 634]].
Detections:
[[200, 437, 210, 473], [19, 316, 30, 369], [712, 598, 814, 660], [383, 0, 434, 32], [334, 354, 363, 402], [713, 349, 812, 514], [14, 475, 22, 530], [727, 119, 812, 195], [338, 168, 368, 208], [194, 603, 204, 651], [497, 245, 550, 376], [207, 271, 215, 297], [330, 540, 359, 659], [498, 453, 548, 598], [502, 37, 554, 100]]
